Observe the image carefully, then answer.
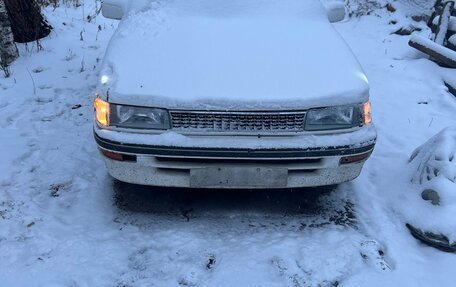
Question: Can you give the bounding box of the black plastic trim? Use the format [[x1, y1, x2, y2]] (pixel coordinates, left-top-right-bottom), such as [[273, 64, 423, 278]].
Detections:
[[94, 132, 375, 159]]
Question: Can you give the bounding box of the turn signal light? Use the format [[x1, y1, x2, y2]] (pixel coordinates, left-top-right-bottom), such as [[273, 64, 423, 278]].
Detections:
[[363, 101, 372, 125], [340, 151, 372, 165], [94, 97, 110, 126], [99, 149, 136, 162]]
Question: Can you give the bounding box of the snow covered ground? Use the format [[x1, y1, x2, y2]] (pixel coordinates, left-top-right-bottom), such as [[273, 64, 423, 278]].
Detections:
[[1, 2, 455, 287]]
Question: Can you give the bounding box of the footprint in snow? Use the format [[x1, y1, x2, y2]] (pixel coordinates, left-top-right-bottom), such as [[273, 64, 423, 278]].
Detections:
[[359, 240, 391, 271], [119, 247, 214, 287], [271, 257, 340, 287], [38, 85, 53, 90], [49, 182, 72, 198], [32, 67, 47, 73]]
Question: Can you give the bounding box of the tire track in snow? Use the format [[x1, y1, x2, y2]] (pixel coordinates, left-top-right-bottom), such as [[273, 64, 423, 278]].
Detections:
[[110, 182, 391, 287]]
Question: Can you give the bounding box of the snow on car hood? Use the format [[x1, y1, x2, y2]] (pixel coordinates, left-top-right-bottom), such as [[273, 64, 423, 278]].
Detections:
[[99, 0, 370, 110]]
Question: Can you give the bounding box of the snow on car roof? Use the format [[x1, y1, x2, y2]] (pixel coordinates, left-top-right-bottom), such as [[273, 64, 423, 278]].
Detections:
[[100, 0, 370, 110]]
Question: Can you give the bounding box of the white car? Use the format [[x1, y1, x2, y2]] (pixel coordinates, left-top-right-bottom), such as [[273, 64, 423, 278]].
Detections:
[[94, 0, 376, 189]]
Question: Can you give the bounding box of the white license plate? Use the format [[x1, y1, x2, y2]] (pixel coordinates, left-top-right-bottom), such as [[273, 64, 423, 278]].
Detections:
[[190, 167, 288, 188]]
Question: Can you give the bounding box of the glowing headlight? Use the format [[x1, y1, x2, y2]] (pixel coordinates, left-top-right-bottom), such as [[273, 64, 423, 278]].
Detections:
[[94, 97, 110, 126], [110, 104, 170, 130], [305, 104, 368, 131], [363, 101, 372, 125]]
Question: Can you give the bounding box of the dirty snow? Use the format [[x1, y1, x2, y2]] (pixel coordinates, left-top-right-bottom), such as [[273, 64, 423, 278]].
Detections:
[[1, 2, 456, 287]]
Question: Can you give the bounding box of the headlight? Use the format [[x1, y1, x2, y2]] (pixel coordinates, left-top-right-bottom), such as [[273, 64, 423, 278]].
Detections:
[[305, 103, 368, 131], [363, 101, 372, 125], [94, 97, 110, 126], [110, 104, 170, 129]]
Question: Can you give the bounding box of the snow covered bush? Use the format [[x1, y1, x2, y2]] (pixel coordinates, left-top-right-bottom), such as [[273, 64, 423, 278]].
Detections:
[[346, 0, 386, 16], [399, 0, 436, 11], [36, 0, 97, 8], [346, 0, 435, 17], [405, 127, 456, 240]]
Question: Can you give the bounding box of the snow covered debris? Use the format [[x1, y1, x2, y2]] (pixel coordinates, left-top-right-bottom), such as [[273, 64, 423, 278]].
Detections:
[[402, 127, 456, 240], [433, 1, 454, 46], [432, 16, 456, 33], [409, 127, 456, 202]]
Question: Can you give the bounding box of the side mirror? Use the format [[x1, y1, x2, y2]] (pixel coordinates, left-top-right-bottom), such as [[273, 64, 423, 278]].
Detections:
[[102, 0, 128, 20], [325, 2, 346, 23]]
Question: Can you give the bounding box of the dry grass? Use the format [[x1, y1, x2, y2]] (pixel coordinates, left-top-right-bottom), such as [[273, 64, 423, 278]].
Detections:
[[36, 0, 90, 8]]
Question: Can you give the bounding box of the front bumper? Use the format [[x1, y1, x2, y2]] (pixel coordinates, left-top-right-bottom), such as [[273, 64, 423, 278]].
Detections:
[[94, 124, 376, 188]]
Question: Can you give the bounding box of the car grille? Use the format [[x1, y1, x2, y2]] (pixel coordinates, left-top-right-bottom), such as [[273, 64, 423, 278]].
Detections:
[[170, 111, 306, 133]]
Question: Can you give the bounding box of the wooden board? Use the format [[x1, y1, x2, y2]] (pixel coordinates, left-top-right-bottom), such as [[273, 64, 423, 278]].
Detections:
[[409, 35, 456, 68]]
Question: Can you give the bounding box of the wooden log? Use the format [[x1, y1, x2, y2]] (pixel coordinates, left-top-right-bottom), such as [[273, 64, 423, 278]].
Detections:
[[444, 78, 456, 97], [409, 35, 456, 68]]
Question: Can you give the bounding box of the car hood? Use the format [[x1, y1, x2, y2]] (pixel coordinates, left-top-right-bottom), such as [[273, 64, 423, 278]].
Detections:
[[99, 0, 369, 110]]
